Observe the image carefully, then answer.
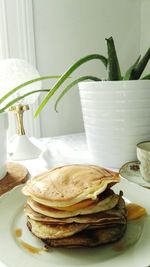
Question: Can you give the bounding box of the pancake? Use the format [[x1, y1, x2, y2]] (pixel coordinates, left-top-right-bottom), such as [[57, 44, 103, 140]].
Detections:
[[26, 190, 120, 218], [26, 218, 89, 239], [25, 196, 126, 224], [27, 221, 127, 248], [42, 225, 127, 248], [22, 165, 119, 208]]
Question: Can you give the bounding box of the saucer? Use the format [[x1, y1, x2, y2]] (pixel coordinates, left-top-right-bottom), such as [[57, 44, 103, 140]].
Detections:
[[119, 161, 150, 189]]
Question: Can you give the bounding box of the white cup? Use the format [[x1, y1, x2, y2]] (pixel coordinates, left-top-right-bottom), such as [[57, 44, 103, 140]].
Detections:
[[137, 141, 150, 182], [0, 113, 8, 180]]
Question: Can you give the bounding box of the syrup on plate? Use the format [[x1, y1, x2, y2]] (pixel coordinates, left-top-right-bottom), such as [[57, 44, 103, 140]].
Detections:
[[15, 228, 48, 254]]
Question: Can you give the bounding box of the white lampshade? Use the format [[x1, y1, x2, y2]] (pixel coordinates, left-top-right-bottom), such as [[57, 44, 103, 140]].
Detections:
[[0, 58, 41, 107]]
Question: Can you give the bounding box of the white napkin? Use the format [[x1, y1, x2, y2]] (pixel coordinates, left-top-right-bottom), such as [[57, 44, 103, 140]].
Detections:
[[39, 133, 93, 168], [20, 133, 116, 178]]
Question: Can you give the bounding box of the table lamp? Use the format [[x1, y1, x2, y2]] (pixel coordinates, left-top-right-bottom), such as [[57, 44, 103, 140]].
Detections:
[[0, 58, 42, 160]]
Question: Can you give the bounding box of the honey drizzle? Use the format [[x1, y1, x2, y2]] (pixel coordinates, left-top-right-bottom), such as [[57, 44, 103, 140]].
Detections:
[[18, 240, 46, 254], [15, 228, 48, 254], [15, 228, 22, 238]]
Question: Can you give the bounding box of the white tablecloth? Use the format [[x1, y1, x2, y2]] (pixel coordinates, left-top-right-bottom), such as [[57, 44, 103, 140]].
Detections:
[[20, 133, 93, 177]]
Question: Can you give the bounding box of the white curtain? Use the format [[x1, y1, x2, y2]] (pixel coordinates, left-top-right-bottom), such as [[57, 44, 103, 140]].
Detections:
[[0, 0, 41, 139]]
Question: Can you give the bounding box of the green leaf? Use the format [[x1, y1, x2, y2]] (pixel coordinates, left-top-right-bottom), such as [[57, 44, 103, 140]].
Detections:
[[123, 56, 141, 80], [0, 89, 50, 113], [106, 37, 122, 80], [131, 47, 150, 79], [34, 54, 107, 117], [0, 76, 59, 105], [54, 76, 101, 111], [141, 74, 150, 80]]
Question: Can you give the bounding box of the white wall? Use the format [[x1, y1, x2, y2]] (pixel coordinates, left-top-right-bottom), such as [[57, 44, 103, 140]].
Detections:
[[33, 0, 141, 137], [140, 0, 150, 74]]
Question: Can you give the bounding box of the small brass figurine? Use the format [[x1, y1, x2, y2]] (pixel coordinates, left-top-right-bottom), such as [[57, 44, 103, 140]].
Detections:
[[9, 104, 29, 135]]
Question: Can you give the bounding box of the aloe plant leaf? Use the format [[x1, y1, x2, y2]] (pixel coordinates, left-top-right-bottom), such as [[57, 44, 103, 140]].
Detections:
[[54, 76, 101, 112], [106, 37, 122, 81], [131, 47, 150, 79], [34, 54, 107, 117], [123, 56, 141, 80], [141, 74, 150, 80], [0, 76, 59, 105], [0, 89, 49, 113]]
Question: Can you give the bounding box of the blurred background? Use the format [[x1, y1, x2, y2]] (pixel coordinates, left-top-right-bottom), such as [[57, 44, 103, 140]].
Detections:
[[0, 0, 149, 138]]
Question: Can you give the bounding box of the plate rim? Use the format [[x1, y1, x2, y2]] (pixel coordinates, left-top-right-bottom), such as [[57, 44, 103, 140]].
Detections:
[[119, 160, 150, 189]]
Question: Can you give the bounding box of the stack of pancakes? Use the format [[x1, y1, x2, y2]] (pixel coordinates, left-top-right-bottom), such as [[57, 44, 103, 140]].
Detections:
[[22, 164, 127, 248]]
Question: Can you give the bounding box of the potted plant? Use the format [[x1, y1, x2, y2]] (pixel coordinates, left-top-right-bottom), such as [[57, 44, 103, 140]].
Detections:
[[33, 37, 150, 168]]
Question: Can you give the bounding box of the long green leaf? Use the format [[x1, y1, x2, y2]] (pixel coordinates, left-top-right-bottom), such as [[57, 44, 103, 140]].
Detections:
[[106, 37, 122, 81], [34, 54, 107, 117], [132, 47, 150, 79], [0, 89, 49, 113], [123, 56, 141, 80], [0, 76, 59, 104], [141, 74, 150, 80], [54, 76, 101, 111]]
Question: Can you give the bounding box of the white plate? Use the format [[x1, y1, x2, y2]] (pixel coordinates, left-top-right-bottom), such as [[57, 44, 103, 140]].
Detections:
[[0, 180, 150, 267], [119, 161, 150, 189]]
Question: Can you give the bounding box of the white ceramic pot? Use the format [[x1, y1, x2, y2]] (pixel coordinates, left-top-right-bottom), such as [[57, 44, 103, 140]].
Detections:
[[78, 80, 150, 169], [0, 112, 8, 179]]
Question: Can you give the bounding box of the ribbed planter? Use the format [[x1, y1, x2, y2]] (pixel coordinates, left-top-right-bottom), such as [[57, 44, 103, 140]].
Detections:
[[0, 112, 8, 179], [78, 80, 150, 169]]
